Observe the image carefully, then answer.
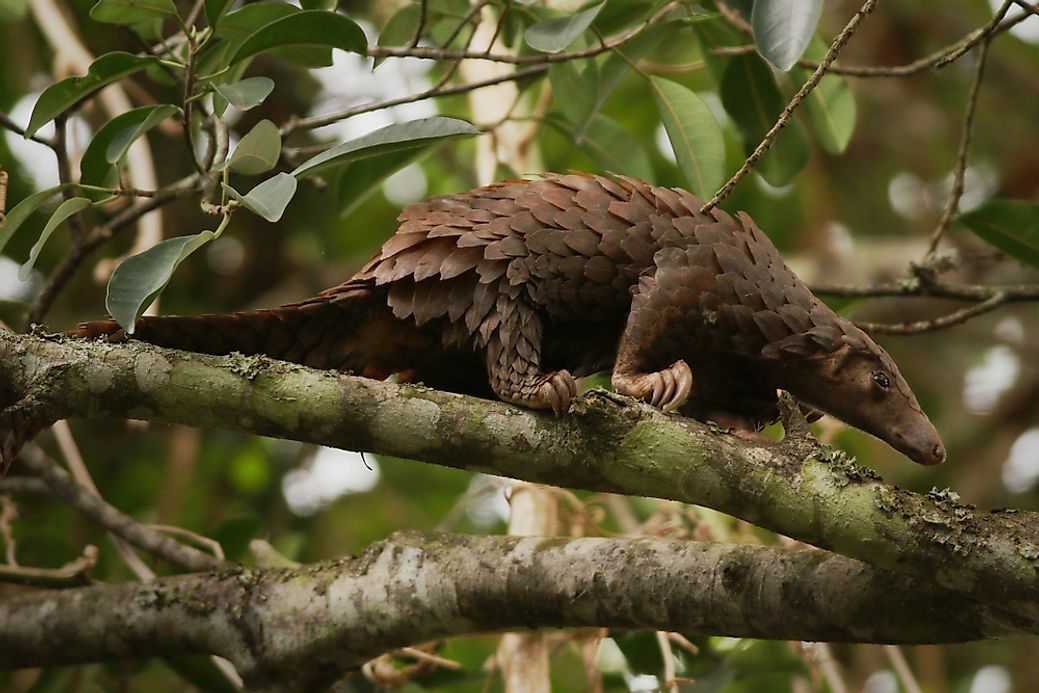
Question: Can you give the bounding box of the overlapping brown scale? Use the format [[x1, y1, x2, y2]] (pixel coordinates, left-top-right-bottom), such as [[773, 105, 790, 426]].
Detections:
[[440, 246, 484, 280]]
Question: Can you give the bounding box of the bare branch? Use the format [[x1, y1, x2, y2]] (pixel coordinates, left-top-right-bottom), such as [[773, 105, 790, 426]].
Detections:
[[712, 6, 1035, 77], [0, 532, 1029, 689], [283, 64, 548, 135], [700, 0, 878, 213], [0, 544, 97, 588], [810, 279, 1039, 302], [926, 2, 1008, 255], [857, 292, 1008, 335], [0, 111, 56, 148], [17, 446, 222, 573]]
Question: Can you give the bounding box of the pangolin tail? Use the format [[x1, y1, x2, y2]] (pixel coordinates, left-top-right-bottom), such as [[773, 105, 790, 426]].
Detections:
[[71, 282, 419, 378]]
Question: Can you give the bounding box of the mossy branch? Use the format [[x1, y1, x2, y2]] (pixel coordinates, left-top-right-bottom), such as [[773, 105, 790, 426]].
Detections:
[[2, 332, 1039, 626], [0, 531, 1030, 690]]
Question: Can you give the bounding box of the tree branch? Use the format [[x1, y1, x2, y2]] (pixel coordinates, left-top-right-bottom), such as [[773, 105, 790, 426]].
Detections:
[[810, 279, 1039, 302], [0, 532, 1029, 690], [856, 291, 1008, 335], [3, 332, 1039, 624], [710, 7, 1035, 77], [700, 0, 878, 213], [17, 446, 222, 573], [926, 0, 1008, 255]]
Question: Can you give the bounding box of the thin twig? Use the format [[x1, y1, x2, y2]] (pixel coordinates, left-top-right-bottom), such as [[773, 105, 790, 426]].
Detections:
[[810, 279, 1039, 302], [0, 495, 18, 565], [483, 0, 512, 55], [656, 631, 679, 693], [51, 421, 156, 579], [0, 169, 7, 222], [284, 64, 548, 135], [51, 115, 87, 244], [0, 544, 97, 587], [287, 0, 677, 135], [18, 446, 222, 573], [149, 524, 225, 561], [24, 175, 203, 327], [857, 292, 1008, 335], [0, 111, 56, 148], [184, 0, 206, 30], [926, 1, 1008, 255], [411, 0, 429, 48], [442, 0, 493, 48], [182, 30, 206, 176], [369, 27, 637, 64], [700, 0, 878, 213], [883, 646, 923, 693], [0, 477, 52, 497], [397, 646, 463, 670], [715, 1, 752, 34], [711, 9, 1033, 78]]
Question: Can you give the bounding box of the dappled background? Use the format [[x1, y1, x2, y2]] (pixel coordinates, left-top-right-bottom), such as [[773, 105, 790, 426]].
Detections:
[[1, 0, 1039, 690]]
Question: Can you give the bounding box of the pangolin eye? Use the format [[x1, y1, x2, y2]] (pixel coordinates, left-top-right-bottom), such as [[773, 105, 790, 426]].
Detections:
[[872, 371, 890, 390]]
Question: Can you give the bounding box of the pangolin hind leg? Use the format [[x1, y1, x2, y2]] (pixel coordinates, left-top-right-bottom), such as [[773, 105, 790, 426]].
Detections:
[[479, 290, 576, 414], [611, 257, 695, 412]]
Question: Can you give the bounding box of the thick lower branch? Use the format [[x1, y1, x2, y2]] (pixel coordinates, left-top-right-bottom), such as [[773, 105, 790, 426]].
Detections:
[[2, 333, 1039, 625], [0, 532, 1028, 690]]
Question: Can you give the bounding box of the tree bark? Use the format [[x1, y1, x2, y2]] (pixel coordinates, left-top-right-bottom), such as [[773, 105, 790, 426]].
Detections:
[[0, 532, 1028, 690], [2, 332, 1038, 636]]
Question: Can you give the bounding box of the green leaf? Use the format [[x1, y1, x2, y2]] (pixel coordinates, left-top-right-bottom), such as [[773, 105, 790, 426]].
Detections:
[[231, 173, 298, 222], [574, 20, 683, 138], [26, 52, 157, 138], [693, 16, 746, 84], [216, 2, 297, 49], [212, 77, 275, 111], [751, 0, 823, 71], [959, 199, 1039, 268], [794, 37, 856, 154], [548, 61, 596, 127], [204, 0, 236, 28], [90, 0, 178, 24], [649, 76, 726, 200], [19, 197, 92, 280], [106, 105, 178, 163], [550, 114, 653, 182], [107, 230, 219, 333], [292, 116, 479, 178], [79, 105, 178, 195], [0, 185, 68, 253], [376, 5, 422, 67], [230, 10, 368, 66], [525, 1, 606, 53], [335, 151, 424, 217], [0, 0, 28, 23], [228, 119, 281, 175], [720, 53, 809, 186]]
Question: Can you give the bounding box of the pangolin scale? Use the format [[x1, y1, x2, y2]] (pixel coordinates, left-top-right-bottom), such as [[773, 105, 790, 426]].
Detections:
[[75, 173, 945, 466]]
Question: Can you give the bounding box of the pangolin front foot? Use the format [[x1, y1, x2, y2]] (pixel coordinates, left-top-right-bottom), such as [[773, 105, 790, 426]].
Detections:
[[612, 360, 693, 412], [497, 369, 577, 415]]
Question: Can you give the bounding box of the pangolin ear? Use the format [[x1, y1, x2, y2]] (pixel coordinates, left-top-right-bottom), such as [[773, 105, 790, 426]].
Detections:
[[762, 333, 814, 358], [840, 332, 868, 352], [763, 325, 845, 360]]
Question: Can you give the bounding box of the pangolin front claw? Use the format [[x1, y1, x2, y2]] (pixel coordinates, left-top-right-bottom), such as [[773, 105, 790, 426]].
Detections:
[[612, 360, 693, 413]]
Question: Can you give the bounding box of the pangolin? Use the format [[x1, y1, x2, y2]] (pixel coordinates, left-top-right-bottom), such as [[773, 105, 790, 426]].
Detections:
[[75, 173, 946, 466]]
